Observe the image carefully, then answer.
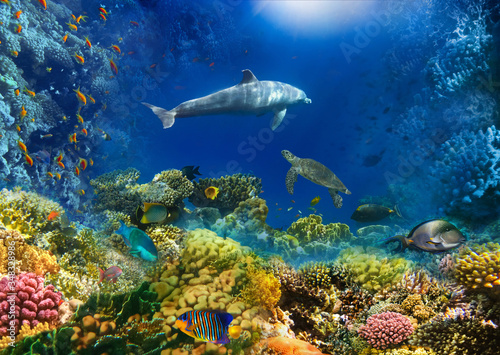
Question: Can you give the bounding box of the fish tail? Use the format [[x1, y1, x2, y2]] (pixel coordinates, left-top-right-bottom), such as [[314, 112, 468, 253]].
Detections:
[[394, 204, 403, 219], [193, 166, 201, 175], [98, 268, 104, 283], [383, 235, 408, 252], [142, 102, 175, 129]]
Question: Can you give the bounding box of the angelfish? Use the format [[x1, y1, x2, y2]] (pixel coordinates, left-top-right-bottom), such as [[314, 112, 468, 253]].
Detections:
[[136, 202, 168, 224], [175, 310, 242, 344], [385, 219, 466, 253]]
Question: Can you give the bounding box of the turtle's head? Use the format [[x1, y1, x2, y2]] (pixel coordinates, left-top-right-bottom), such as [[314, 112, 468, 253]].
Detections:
[[281, 150, 297, 164]]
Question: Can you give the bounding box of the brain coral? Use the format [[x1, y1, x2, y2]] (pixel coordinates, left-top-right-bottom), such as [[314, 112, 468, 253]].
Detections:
[[287, 214, 354, 244], [358, 312, 414, 350], [455, 242, 500, 291]]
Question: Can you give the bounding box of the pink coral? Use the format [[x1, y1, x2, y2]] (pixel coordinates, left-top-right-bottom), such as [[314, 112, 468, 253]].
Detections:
[[358, 311, 414, 350], [0, 273, 61, 336]]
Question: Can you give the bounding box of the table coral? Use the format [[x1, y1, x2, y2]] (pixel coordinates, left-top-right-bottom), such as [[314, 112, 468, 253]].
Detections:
[[0, 273, 61, 337], [0, 229, 59, 275], [358, 312, 414, 350], [455, 242, 500, 291], [287, 214, 354, 244]]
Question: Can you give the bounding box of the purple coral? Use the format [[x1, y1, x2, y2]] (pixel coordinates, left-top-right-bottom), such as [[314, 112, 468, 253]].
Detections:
[[0, 273, 61, 336], [358, 312, 414, 349]]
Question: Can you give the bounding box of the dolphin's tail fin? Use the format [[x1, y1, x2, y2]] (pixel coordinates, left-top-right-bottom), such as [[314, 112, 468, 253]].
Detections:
[[142, 102, 175, 129]]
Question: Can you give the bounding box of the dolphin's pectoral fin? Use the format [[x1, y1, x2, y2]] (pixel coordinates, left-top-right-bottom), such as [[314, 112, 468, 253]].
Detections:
[[285, 168, 298, 195], [328, 188, 343, 208], [239, 69, 258, 84], [271, 108, 287, 131], [142, 102, 176, 129]]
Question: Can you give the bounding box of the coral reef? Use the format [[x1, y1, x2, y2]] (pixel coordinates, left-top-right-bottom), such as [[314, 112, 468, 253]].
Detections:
[[240, 266, 281, 310], [255, 336, 327, 354], [358, 312, 414, 350], [287, 214, 354, 244], [0, 273, 61, 337], [455, 242, 500, 291]]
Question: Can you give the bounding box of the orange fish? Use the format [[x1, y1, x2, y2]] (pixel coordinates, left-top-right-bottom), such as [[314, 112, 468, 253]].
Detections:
[[87, 94, 95, 104], [73, 53, 84, 64], [209, 62, 215, 67], [47, 211, 59, 220], [149, 63, 157, 69], [99, 7, 107, 14], [23, 87, 35, 97], [16, 124, 21, 132], [294, 214, 300, 218], [14, 89, 19, 96], [57, 161, 65, 169], [127, 51, 135, 55], [75, 166, 80, 176], [17, 140, 27, 153], [24, 154, 33, 166], [55, 173, 61, 180], [10, 50, 18, 57], [78, 158, 87, 170], [100, 13, 106, 21], [109, 57, 118, 75], [15, 24, 21, 33], [56, 152, 63, 162], [84, 36, 91, 48], [0, 0, 11, 6], [69, 133, 77, 143], [47, 172, 54, 178], [81, 128, 88, 136], [20, 105, 26, 119], [89, 158, 94, 166], [14, 10, 22, 18], [110, 44, 120, 53], [76, 15, 87, 23], [67, 22, 77, 31], [77, 189, 85, 195], [130, 21, 139, 27], [74, 87, 86, 105], [62, 33, 68, 42], [71, 14, 76, 21], [38, 0, 47, 10], [76, 113, 84, 123]]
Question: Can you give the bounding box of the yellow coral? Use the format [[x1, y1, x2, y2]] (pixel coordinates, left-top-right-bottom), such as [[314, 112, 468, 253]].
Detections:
[[287, 214, 354, 244], [241, 266, 281, 310], [0, 322, 53, 350], [0, 229, 59, 275], [360, 345, 436, 354], [455, 243, 500, 291]]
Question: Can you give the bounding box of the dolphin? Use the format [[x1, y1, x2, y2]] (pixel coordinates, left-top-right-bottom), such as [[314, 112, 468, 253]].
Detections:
[[142, 69, 311, 131]]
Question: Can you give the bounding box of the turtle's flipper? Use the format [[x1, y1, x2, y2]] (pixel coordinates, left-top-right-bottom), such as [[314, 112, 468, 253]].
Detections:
[[328, 188, 343, 208], [285, 168, 298, 194]]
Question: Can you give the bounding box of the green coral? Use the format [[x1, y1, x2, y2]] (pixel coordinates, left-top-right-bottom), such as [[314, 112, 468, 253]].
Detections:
[[189, 173, 262, 214], [287, 214, 354, 244], [338, 246, 413, 292]]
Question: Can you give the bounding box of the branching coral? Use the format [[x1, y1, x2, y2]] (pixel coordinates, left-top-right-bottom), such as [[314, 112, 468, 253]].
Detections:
[[137, 169, 193, 207], [241, 266, 281, 310], [299, 261, 351, 291], [358, 312, 414, 350], [455, 242, 500, 291]]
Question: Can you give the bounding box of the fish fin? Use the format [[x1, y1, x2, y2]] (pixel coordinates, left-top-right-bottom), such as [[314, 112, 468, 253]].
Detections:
[[129, 250, 140, 257], [216, 312, 233, 328], [384, 235, 408, 252], [239, 69, 258, 84], [285, 168, 298, 195], [228, 325, 242, 339], [140, 215, 150, 224], [393, 204, 404, 219], [98, 268, 104, 283], [271, 107, 287, 130], [328, 188, 343, 208], [216, 334, 230, 344], [142, 102, 175, 129], [193, 166, 201, 175]]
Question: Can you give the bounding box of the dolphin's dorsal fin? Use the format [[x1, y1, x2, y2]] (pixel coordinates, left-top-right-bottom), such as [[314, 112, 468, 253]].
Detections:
[[239, 69, 258, 84]]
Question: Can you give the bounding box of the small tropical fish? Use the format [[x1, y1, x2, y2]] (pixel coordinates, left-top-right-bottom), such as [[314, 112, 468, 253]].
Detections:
[[55, 172, 61, 180], [16, 24, 21, 33], [87, 94, 95, 104], [130, 20, 139, 27], [294, 214, 300, 218], [99, 7, 107, 14], [110, 44, 120, 53], [137, 202, 168, 224], [62, 33, 68, 42], [56, 152, 63, 162], [84, 36, 91, 48], [75, 166, 80, 176], [47, 211, 59, 220], [69, 133, 77, 143], [76, 15, 87, 23], [38, 0, 47, 10], [291, 200, 295, 203], [17, 140, 27, 153], [10, 50, 18, 57], [115, 221, 158, 261], [16, 124, 21, 132], [46, 67, 52, 72], [76, 113, 84, 123], [78, 157, 87, 170], [99, 266, 122, 283], [385, 219, 466, 253], [181, 165, 201, 180], [287, 207, 293, 211], [67, 22, 77, 31], [100, 13, 106, 21], [14, 89, 19, 96], [127, 51, 135, 55], [277, 208, 282, 211], [109, 57, 118, 75], [204, 186, 219, 200], [175, 310, 242, 344], [23, 87, 35, 97], [24, 153, 33, 166], [14, 10, 21, 18], [310, 196, 321, 206], [351, 204, 403, 223], [47, 172, 54, 178], [73, 53, 84, 64], [74, 87, 86, 104], [77, 189, 85, 195], [71, 14, 76, 21], [81, 128, 88, 136], [209, 62, 215, 67], [149, 63, 157, 69], [57, 161, 65, 169], [40, 134, 53, 139], [89, 158, 93, 166]]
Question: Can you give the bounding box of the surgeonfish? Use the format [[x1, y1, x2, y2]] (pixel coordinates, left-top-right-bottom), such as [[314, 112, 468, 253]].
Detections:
[[175, 310, 242, 344], [99, 266, 122, 283], [115, 221, 158, 261], [385, 219, 465, 253], [204, 186, 219, 200], [351, 204, 403, 223], [137, 202, 168, 224]]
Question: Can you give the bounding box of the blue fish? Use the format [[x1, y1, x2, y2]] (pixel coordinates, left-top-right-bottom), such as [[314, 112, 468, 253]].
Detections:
[[175, 310, 242, 344], [115, 221, 158, 261]]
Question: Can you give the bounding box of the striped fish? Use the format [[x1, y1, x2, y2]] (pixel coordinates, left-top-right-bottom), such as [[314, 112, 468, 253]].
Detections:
[[175, 310, 242, 344]]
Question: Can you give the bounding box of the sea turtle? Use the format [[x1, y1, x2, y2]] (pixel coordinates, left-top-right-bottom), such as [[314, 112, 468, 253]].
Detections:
[[281, 150, 351, 208]]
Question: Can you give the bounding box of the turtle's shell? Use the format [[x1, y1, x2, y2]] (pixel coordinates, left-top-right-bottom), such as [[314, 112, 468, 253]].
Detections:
[[298, 158, 347, 192]]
